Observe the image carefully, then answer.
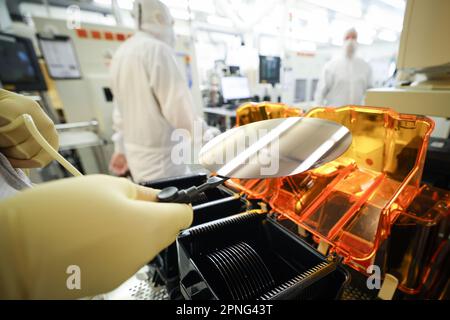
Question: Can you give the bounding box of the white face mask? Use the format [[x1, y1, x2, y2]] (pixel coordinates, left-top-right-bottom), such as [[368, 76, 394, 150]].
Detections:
[[344, 39, 357, 58]]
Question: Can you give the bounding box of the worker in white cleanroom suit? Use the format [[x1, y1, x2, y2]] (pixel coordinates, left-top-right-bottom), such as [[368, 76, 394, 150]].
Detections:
[[314, 28, 373, 106], [109, 0, 217, 183]]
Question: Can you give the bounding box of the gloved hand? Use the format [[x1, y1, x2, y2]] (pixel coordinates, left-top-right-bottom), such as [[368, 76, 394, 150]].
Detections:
[[0, 174, 193, 299], [0, 89, 58, 168]]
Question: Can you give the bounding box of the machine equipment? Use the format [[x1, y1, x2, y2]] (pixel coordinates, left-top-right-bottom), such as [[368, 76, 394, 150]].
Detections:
[[226, 104, 448, 299], [0, 32, 47, 92], [259, 55, 281, 86], [143, 102, 449, 300], [365, 0, 450, 120], [365, 0, 450, 192]]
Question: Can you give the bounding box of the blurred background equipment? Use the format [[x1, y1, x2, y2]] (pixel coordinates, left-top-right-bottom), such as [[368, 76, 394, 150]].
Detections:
[[259, 55, 281, 86], [220, 76, 251, 102], [37, 34, 81, 79], [0, 33, 47, 92]]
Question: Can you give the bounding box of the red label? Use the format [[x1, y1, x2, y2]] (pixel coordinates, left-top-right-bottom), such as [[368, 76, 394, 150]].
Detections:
[[104, 32, 114, 40], [116, 33, 126, 41], [76, 29, 88, 38], [91, 30, 102, 39]]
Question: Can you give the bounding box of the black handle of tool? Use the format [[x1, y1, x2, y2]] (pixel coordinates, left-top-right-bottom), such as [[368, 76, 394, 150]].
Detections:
[[157, 176, 228, 203]]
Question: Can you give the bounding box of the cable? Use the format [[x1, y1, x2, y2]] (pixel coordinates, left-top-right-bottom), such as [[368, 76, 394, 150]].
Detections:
[[0, 114, 83, 177]]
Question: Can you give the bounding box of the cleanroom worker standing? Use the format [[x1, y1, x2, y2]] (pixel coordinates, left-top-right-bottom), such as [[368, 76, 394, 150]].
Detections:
[[0, 89, 193, 299], [109, 0, 211, 183], [314, 28, 373, 106]]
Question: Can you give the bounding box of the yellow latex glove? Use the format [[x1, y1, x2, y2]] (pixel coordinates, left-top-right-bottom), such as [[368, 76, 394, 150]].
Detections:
[[0, 89, 58, 168], [0, 174, 193, 299]]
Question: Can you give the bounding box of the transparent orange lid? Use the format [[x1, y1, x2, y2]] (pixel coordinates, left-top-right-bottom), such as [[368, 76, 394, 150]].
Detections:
[[388, 184, 449, 294], [235, 102, 302, 126], [226, 104, 435, 273]]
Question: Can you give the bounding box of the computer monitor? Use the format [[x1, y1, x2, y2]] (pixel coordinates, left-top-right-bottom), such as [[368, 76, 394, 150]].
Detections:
[[0, 33, 47, 91], [221, 76, 251, 101], [259, 55, 281, 85], [397, 0, 450, 72], [38, 34, 82, 79]]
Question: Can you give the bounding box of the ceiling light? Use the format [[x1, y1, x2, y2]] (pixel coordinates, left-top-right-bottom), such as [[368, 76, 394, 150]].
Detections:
[[304, 0, 362, 18], [379, 0, 405, 10], [93, 0, 112, 7], [377, 29, 398, 42], [117, 0, 134, 11], [206, 15, 233, 28], [170, 9, 192, 21]]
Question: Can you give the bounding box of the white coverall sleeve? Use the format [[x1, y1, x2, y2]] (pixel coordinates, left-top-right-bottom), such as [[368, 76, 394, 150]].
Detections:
[[111, 102, 126, 154], [314, 64, 331, 106], [149, 45, 196, 135], [0, 175, 193, 299]]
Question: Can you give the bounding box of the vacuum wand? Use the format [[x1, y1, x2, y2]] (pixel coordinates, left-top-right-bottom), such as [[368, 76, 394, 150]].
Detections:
[[157, 176, 228, 204]]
